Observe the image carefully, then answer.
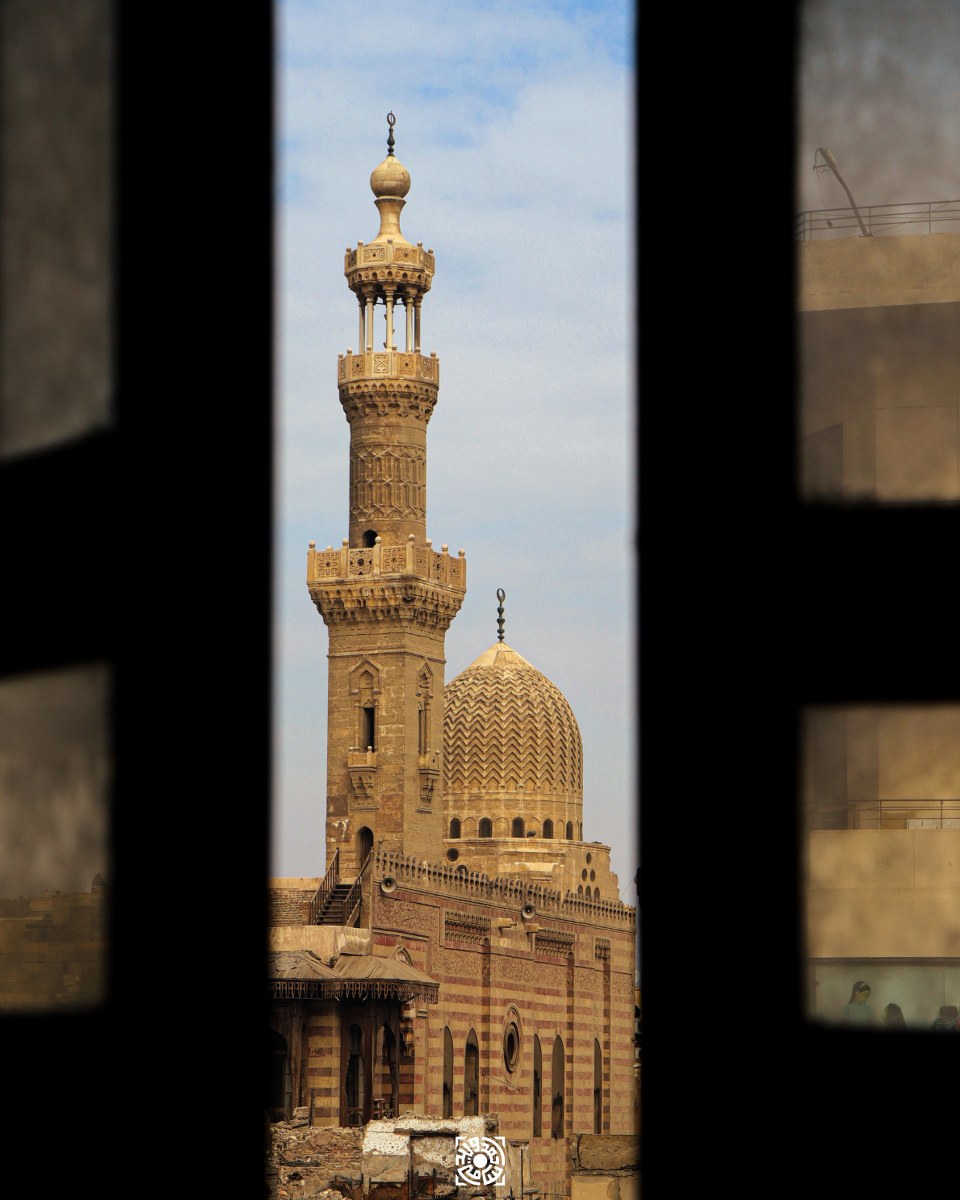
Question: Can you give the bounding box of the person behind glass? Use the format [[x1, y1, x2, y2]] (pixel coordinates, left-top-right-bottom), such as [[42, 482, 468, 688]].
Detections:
[[930, 1004, 959, 1032], [844, 980, 875, 1026], [881, 1002, 906, 1029]]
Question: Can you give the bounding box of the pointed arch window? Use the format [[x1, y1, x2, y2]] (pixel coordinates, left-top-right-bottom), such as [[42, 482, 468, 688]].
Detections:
[[565, 821, 574, 840], [449, 818, 461, 838], [551, 1035, 565, 1138], [464, 1029, 479, 1116], [417, 664, 433, 756], [354, 665, 379, 752], [479, 817, 492, 838], [593, 1039, 603, 1133], [543, 819, 554, 839], [442, 1027, 454, 1118], [532, 1035, 542, 1137], [512, 817, 525, 838]]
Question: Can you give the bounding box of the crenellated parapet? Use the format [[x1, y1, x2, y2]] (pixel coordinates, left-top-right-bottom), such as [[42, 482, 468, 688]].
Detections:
[[308, 537, 466, 632], [309, 536, 465, 587], [374, 847, 636, 928]]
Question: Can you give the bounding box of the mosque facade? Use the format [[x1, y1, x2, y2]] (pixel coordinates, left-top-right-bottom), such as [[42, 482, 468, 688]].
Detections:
[[267, 118, 637, 1188]]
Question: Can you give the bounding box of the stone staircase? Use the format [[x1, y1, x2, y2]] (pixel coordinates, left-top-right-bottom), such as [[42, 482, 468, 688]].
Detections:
[[315, 880, 358, 925]]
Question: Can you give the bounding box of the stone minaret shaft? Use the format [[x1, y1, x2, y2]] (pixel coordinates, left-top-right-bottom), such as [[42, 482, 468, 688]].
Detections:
[[308, 116, 466, 873]]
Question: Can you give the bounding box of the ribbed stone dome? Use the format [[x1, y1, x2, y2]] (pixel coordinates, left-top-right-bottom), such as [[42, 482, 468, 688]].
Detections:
[[443, 643, 583, 799]]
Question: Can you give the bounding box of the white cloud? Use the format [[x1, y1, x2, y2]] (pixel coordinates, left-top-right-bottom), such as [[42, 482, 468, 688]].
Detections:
[[273, 2, 637, 890]]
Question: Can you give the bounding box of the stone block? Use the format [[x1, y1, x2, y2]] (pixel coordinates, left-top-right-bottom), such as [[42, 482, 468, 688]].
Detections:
[[571, 1177, 619, 1200], [576, 1135, 640, 1171]]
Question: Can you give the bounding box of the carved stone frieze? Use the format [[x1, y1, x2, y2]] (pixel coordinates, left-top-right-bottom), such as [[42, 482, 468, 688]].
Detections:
[[492, 953, 541, 986], [376, 896, 439, 937], [573, 967, 598, 994], [534, 929, 575, 958], [310, 579, 466, 633], [338, 377, 439, 425], [611, 971, 635, 999], [430, 945, 478, 978], [444, 911, 490, 945]]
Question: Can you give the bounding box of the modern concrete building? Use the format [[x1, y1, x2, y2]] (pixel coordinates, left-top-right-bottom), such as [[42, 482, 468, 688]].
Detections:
[[797, 227, 960, 503], [803, 704, 960, 1028], [267, 121, 637, 1190]]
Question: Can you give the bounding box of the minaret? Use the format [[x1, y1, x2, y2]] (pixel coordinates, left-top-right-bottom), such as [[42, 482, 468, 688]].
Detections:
[[308, 115, 466, 873]]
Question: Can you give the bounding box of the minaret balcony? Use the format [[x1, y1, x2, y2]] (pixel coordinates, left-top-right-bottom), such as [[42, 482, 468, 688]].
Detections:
[[344, 240, 435, 289], [308, 538, 466, 593], [338, 349, 439, 387]]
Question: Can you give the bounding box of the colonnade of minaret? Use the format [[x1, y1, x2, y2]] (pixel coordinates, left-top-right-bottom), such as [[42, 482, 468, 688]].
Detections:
[[308, 116, 466, 870]]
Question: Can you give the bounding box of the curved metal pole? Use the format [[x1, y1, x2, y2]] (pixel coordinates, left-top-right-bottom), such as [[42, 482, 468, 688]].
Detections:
[[815, 147, 872, 237]]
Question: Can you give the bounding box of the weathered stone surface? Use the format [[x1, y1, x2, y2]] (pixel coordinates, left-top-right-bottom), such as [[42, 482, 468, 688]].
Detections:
[[575, 1135, 641, 1171], [571, 1178, 619, 1200]]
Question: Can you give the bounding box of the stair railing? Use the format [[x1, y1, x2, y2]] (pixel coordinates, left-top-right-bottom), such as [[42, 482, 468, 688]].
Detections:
[[341, 847, 373, 927], [309, 847, 340, 925]]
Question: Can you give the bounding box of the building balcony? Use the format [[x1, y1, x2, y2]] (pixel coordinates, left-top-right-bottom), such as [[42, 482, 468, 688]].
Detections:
[[338, 349, 438, 387], [344, 239, 435, 279], [806, 798, 960, 830], [308, 537, 466, 593]]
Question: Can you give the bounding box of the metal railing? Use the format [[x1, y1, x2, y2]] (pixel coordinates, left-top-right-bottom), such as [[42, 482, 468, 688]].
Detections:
[[309, 847, 339, 926], [340, 848, 373, 927], [807, 798, 960, 830], [794, 199, 960, 240]]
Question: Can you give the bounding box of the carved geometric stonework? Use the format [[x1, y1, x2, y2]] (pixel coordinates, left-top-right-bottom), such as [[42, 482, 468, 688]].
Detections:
[[574, 967, 597, 994], [351, 446, 426, 524], [612, 971, 635, 999], [376, 896, 439, 937], [494, 953, 540, 986], [534, 929, 575, 958], [444, 911, 491, 945], [594, 937, 611, 962], [348, 765, 378, 807], [310, 579, 465, 634], [418, 767, 438, 808], [344, 243, 435, 291], [308, 545, 466, 593], [339, 379, 438, 424], [444, 643, 583, 799]]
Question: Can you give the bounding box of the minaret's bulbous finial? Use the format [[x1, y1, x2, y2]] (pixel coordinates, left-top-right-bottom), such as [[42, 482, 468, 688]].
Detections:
[[496, 588, 506, 643], [369, 112, 412, 243]]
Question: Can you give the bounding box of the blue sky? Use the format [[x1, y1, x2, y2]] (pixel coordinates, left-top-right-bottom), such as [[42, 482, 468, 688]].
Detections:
[[272, 1, 637, 896]]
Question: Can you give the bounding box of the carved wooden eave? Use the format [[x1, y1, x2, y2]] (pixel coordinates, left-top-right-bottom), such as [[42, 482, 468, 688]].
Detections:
[[268, 949, 440, 1005]]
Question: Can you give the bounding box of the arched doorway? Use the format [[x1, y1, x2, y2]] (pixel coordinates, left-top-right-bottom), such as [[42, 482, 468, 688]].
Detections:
[[374, 1023, 398, 1119], [344, 1022, 367, 1126], [356, 826, 373, 869], [267, 1028, 289, 1121]]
